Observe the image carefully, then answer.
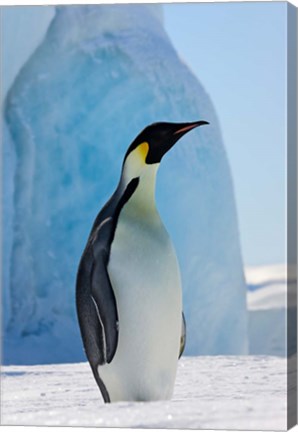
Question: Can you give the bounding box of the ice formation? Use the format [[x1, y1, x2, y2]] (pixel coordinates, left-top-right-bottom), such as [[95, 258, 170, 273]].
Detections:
[[3, 5, 248, 363]]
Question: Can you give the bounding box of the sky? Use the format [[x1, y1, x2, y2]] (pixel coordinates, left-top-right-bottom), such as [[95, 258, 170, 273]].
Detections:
[[2, 2, 288, 267], [164, 2, 287, 266]]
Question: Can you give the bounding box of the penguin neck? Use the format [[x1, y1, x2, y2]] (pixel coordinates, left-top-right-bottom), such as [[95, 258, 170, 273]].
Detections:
[[121, 164, 159, 218]]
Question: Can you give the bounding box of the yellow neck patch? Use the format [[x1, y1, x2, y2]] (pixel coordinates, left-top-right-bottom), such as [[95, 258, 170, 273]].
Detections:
[[137, 142, 149, 163], [123, 141, 150, 181]]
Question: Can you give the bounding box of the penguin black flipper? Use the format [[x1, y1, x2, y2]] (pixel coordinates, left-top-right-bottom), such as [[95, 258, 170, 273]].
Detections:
[[88, 178, 140, 362], [76, 217, 119, 369], [179, 312, 186, 359], [76, 217, 118, 403], [76, 179, 139, 366], [90, 217, 119, 364]]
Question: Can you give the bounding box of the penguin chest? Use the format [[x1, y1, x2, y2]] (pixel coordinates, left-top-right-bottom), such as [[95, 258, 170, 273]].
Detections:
[[105, 214, 182, 400]]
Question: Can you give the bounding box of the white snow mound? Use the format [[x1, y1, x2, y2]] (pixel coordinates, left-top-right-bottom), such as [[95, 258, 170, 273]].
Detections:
[[1, 356, 287, 430]]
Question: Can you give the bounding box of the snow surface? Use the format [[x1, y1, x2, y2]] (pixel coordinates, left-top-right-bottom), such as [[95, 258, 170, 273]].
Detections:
[[3, 4, 247, 361], [1, 265, 293, 428], [1, 356, 288, 430]]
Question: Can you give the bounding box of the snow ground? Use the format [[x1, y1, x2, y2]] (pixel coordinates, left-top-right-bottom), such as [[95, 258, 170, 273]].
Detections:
[[1, 356, 287, 430], [1, 265, 293, 429]]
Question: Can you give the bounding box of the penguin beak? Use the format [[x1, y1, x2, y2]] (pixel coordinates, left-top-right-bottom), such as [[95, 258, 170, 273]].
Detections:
[[166, 120, 209, 152], [144, 120, 209, 164], [173, 120, 209, 136], [162, 120, 209, 159]]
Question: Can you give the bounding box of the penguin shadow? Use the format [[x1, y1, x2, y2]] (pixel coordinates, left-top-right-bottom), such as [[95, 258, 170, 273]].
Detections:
[[2, 371, 26, 377]]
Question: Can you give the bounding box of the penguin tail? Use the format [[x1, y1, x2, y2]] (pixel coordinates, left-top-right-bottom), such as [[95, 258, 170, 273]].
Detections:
[[91, 364, 111, 403]]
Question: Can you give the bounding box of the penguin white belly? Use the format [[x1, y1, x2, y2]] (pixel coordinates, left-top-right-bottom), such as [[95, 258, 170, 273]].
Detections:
[[100, 212, 182, 402]]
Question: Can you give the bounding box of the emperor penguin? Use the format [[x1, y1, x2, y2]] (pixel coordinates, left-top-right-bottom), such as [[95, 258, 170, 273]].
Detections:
[[76, 120, 208, 403]]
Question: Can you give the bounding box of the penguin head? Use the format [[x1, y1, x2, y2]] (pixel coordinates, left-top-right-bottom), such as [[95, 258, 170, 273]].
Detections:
[[122, 121, 209, 182]]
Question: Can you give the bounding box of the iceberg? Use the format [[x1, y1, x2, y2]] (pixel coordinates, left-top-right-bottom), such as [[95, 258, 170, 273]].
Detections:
[[3, 5, 248, 363]]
